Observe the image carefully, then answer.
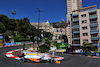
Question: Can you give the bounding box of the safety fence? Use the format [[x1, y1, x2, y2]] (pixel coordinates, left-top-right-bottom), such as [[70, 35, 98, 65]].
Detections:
[[2, 41, 33, 47]]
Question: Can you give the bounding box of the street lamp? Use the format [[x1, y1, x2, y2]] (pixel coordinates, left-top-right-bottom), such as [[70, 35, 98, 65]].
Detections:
[[36, 8, 44, 50]]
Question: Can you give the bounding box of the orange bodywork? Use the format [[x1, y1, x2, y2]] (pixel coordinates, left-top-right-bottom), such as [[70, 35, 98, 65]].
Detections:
[[29, 58, 40, 62]]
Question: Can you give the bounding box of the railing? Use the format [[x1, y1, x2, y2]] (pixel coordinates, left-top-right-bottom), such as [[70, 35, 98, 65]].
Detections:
[[91, 28, 98, 30], [73, 41, 80, 44], [72, 18, 79, 21], [73, 38, 80, 40], [90, 21, 97, 24], [91, 36, 99, 40], [73, 36, 80, 38], [89, 15, 97, 18], [73, 23, 79, 26]]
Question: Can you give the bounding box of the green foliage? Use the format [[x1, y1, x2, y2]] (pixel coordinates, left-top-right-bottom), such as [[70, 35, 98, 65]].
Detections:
[[39, 44, 50, 53], [3, 32, 10, 42], [0, 22, 6, 33], [43, 31, 52, 40], [83, 42, 94, 53], [51, 41, 57, 46], [0, 14, 52, 42], [10, 31, 16, 36], [8, 19, 16, 31], [12, 34, 30, 42], [43, 38, 50, 46], [39, 38, 50, 53], [0, 14, 9, 29]]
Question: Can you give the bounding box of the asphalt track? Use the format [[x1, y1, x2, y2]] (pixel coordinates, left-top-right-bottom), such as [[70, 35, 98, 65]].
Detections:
[[0, 46, 100, 67]]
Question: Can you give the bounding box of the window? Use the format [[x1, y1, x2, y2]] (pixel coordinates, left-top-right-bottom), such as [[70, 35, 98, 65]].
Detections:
[[81, 14, 86, 17], [82, 26, 87, 30], [82, 20, 87, 24], [83, 39, 88, 43], [83, 33, 88, 36]]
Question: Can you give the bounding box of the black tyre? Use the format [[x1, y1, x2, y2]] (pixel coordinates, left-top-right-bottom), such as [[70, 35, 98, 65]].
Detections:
[[19, 57, 25, 63], [40, 58, 43, 63], [49, 58, 55, 64]]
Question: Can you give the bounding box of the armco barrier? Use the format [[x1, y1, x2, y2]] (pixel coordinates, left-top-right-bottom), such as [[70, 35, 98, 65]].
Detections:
[[4, 42, 15, 47], [3, 41, 33, 47], [3, 42, 23, 47]]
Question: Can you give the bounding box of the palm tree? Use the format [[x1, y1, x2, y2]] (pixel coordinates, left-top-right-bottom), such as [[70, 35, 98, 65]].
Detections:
[[12, 10, 16, 19]]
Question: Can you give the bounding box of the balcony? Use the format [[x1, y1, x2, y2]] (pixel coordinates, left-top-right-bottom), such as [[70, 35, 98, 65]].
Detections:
[[89, 15, 97, 19], [73, 31, 80, 34], [90, 29, 99, 34], [73, 38, 80, 40], [89, 10, 97, 13], [72, 44, 81, 46], [91, 36, 99, 40], [90, 23, 98, 27], [72, 25, 79, 29], [72, 18, 79, 22], [72, 14, 79, 17]]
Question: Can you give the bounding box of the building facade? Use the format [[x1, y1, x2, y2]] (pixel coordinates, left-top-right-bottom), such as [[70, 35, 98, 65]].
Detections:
[[31, 21, 67, 41], [67, 0, 82, 15], [67, 0, 82, 48], [52, 28, 66, 40], [69, 5, 100, 47], [31, 20, 53, 33]]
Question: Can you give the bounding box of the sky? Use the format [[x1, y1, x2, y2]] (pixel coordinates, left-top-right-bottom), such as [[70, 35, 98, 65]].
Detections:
[[0, 0, 100, 23]]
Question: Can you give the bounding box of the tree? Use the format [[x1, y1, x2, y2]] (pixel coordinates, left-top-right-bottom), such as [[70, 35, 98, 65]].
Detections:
[[0, 22, 6, 33], [12, 34, 30, 42], [43, 31, 52, 40], [12, 10, 16, 18], [51, 41, 57, 47], [83, 42, 94, 53], [0, 14, 9, 29], [8, 19, 16, 31], [39, 38, 50, 53]]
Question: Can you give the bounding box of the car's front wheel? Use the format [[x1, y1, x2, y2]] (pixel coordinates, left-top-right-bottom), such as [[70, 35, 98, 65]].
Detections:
[[49, 58, 55, 64], [19, 57, 25, 63]]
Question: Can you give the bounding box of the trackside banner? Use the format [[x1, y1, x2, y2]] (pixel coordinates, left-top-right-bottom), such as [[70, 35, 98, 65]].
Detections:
[[4, 42, 15, 46], [57, 43, 68, 49]]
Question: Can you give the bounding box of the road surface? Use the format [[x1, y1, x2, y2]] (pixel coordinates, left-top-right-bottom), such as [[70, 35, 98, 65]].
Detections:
[[0, 46, 100, 67]]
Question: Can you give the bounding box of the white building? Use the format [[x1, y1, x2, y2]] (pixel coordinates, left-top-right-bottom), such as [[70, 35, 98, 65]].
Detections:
[[31, 20, 53, 33]]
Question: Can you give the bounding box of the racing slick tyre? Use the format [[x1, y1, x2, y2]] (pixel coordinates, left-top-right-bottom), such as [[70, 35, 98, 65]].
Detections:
[[49, 58, 55, 64], [40, 58, 43, 63], [19, 57, 25, 63]]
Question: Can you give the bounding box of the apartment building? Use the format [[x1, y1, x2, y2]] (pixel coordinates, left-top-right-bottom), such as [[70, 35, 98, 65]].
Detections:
[[67, 0, 82, 48], [67, 0, 82, 15], [70, 5, 100, 47]]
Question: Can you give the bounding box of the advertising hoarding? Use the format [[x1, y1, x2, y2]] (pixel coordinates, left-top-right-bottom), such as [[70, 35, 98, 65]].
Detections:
[[57, 43, 68, 49]]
